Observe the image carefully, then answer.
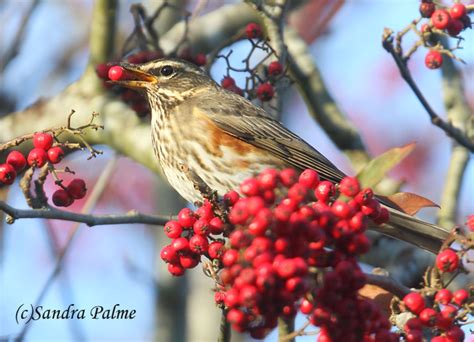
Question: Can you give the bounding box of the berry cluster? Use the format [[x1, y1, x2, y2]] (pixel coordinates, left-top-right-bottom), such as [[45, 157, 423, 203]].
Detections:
[[402, 288, 469, 341], [160, 168, 395, 339], [160, 201, 225, 276], [96, 50, 207, 117], [420, 1, 472, 69], [0, 132, 88, 208], [52, 178, 87, 207], [219, 23, 285, 102]]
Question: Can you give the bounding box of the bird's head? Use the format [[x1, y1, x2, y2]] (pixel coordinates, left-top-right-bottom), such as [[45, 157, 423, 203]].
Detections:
[[112, 58, 214, 98]]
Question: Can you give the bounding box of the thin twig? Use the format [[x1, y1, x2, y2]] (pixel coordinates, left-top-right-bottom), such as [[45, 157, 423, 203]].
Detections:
[[0, 0, 41, 73]]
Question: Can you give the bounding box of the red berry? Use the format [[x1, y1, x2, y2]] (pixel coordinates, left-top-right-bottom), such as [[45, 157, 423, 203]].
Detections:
[[420, 2, 436, 18], [256, 83, 274, 101], [108, 66, 125, 81], [447, 19, 464, 36], [361, 198, 381, 218], [268, 61, 283, 76], [467, 214, 474, 231], [27, 148, 48, 167], [445, 325, 465, 342], [257, 168, 279, 190], [246, 22, 262, 39], [164, 221, 183, 239], [355, 188, 374, 205], [450, 4, 466, 20], [331, 200, 353, 219], [419, 307, 437, 326], [177, 208, 196, 227], [193, 53, 207, 66], [227, 308, 246, 326], [431, 337, 448, 342], [195, 201, 213, 220], [239, 284, 259, 306], [224, 190, 240, 205], [171, 237, 190, 253], [315, 181, 336, 203], [403, 292, 425, 314], [452, 289, 468, 306], [221, 76, 235, 89], [406, 330, 423, 342], [288, 183, 309, 203], [52, 189, 73, 207], [431, 9, 452, 30], [339, 176, 360, 197], [160, 245, 178, 263], [209, 217, 224, 235], [193, 218, 210, 236], [6, 151, 27, 171], [179, 253, 200, 269], [300, 299, 314, 315], [0, 164, 16, 185], [373, 206, 390, 225], [95, 63, 111, 79], [47, 146, 64, 164], [298, 169, 320, 189], [436, 248, 459, 272], [280, 168, 298, 187], [207, 241, 225, 260], [222, 249, 239, 267], [435, 289, 453, 305], [240, 178, 260, 196], [33, 132, 53, 150], [168, 263, 185, 276], [67, 179, 87, 200], [405, 317, 423, 331], [189, 234, 209, 254]]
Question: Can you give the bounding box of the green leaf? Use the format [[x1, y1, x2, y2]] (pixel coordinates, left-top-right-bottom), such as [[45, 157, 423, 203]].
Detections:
[[357, 143, 416, 188]]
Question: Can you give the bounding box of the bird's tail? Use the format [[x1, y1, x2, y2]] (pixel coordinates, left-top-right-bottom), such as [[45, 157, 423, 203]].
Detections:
[[370, 207, 450, 254]]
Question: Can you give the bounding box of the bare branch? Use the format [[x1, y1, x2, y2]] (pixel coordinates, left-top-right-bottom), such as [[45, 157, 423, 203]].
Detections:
[[0, 201, 168, 227], [382, 29, 474, 153]]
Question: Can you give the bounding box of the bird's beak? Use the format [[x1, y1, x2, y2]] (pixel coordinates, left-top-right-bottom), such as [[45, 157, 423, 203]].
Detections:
[[109, 63, 157, 88]]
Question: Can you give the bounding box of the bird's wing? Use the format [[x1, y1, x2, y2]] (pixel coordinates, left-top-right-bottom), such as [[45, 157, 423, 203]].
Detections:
[[188, 89, 347, 183]]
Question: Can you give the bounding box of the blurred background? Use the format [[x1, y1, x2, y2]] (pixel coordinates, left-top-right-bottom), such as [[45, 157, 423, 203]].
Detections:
[[0, 0, 473, 341]]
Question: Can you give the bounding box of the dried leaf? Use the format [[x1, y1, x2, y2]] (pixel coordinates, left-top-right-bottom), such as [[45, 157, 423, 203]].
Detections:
[[359, 284, 393, 318], [357, 143, 416, 188], [387, 192, 439, 216]]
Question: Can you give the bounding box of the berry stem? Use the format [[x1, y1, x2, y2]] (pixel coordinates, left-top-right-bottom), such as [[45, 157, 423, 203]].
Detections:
[[278, 317, 295, 342]]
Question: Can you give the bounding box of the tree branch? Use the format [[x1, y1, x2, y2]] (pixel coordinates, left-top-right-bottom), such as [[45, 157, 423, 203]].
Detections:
[[0, 200, 168, 227], [85, 0, 117, 79], [437, 47, 471, 228], [382, 29, 474, 153], [217, 309, 231, 342]]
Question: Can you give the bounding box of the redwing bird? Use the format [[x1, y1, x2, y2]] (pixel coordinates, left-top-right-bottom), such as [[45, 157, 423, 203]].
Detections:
[[112, 58, 449, 253]]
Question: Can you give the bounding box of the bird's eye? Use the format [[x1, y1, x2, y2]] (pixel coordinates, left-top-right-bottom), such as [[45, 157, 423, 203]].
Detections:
[[160, 65, 174, 76]]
